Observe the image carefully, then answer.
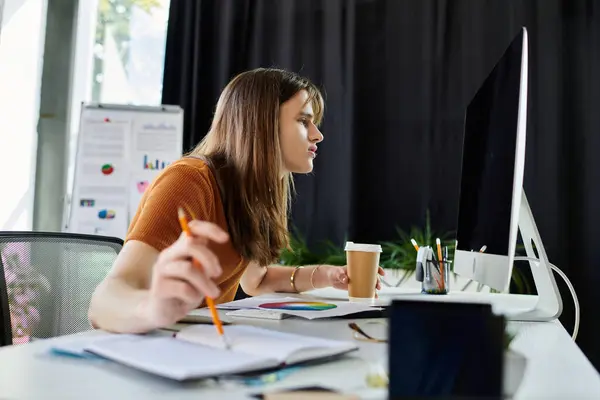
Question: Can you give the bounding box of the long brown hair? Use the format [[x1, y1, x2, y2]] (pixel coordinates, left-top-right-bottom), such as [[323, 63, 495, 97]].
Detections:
[[190, 68, 324, 266]]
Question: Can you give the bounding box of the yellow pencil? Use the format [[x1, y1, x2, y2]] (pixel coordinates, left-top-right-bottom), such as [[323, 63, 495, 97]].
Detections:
[[410, 238, 420, 252], [178, 207, 230, 350], [436, 238, 445, 289]]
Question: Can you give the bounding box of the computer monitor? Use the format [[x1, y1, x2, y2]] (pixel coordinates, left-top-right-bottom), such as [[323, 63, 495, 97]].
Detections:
[[454, 28, 528, 292]]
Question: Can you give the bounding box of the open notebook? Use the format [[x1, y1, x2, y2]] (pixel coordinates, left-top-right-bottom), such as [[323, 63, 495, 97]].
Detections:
[[83, 325, 358, 381]]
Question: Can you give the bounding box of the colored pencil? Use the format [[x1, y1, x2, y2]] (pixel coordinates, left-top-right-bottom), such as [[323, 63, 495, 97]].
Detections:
[[436, 238, 445, 289], [411, 238, 420, 252], [177, 207, 230, 350]]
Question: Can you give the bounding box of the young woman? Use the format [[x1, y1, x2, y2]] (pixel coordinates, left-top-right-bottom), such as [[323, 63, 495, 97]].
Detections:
[[88, 68, 383, 333]]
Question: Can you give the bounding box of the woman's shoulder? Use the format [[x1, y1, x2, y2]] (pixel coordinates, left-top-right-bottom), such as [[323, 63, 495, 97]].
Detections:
[[165, 156, 213, 176], [154, 157, 217, 189], [126, 156, 222, 250], [140, 156, 222, 212]]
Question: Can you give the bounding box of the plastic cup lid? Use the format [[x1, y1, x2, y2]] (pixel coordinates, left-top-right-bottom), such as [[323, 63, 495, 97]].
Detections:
[[344, 241, 382, 253]]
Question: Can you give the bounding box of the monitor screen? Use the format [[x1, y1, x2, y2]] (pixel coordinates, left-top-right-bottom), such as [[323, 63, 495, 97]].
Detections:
[[456, 30, 524, 256]]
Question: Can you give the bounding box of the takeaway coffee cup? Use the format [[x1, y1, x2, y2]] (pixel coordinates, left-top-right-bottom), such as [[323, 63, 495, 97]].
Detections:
[[344, 241, 382, 303]]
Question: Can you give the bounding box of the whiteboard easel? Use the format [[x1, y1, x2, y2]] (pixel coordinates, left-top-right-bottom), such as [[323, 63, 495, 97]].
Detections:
[[64, 103, 184, 239]]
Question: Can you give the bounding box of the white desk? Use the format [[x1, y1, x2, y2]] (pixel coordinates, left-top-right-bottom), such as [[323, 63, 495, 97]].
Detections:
[[0, 318, 386, 400], [1, 290, 600, 399]]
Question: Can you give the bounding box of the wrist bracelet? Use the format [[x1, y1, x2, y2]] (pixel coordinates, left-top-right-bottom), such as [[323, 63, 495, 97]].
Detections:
[[310, 265, 321, 289], [290, 266, 304, 293]]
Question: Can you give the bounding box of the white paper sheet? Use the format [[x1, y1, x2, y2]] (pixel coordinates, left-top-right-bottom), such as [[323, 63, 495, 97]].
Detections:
[[85, 335, 272, 381], [215, 295, 380, 320], [69, 118, 131, 238], [72, 205, 128, 238], [132, 116, 182, 154], [176, 325, 357, 363], [80, 118, 129, 160], [50, 332, 120, 358], [128, 113, 183, 219]]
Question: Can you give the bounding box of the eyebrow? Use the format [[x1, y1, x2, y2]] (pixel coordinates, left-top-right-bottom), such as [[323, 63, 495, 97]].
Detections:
[[297, 111, 314, 120]]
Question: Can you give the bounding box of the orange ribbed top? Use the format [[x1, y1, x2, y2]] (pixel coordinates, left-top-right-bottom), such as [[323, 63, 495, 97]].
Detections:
[[126, 157, 248, 304]]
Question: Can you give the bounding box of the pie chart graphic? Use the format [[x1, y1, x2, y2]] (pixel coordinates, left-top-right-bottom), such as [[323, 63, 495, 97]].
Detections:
[[101, 164, 114, 175], [259, 301, 337, 311], [98, 209, 116, 219]]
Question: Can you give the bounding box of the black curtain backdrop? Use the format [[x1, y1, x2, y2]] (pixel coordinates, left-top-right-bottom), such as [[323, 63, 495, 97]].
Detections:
[[162, 0, 600, 369]]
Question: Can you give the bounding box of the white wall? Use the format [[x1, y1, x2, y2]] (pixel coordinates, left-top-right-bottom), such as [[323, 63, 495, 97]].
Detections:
[[0, 0, 46, 230]]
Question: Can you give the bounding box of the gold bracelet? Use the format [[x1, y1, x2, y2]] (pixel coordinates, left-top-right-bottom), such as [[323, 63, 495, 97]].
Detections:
[[290, 266, 304, 293], [310, 265, 321, 289]]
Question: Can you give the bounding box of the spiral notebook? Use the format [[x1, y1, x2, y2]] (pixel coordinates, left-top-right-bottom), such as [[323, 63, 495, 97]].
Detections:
[[83, 325, 358, 381]]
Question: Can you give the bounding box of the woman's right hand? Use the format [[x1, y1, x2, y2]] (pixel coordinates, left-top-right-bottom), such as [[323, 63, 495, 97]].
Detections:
[[140, 220, 229, 328]]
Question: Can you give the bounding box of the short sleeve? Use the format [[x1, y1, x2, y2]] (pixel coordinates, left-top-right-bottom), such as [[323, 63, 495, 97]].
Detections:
[[125, 163, 217, 252]]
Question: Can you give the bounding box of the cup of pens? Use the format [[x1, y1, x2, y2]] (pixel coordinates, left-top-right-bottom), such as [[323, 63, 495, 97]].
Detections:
[[422, 256, 451, 294], [414, 238, 451, 295]]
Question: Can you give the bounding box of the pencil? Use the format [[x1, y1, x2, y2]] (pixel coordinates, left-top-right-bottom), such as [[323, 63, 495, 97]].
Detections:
[[177, 207, 230, 350], [410, 238, 420, 252], [436, 238, 445, 289]]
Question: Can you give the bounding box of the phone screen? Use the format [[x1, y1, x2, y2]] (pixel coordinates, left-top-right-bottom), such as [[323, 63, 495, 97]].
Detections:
[[388, 300, 504, 399]]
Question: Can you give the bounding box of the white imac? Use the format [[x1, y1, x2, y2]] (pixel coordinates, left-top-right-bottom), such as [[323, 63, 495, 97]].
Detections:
[[453, 27, 563, 321]]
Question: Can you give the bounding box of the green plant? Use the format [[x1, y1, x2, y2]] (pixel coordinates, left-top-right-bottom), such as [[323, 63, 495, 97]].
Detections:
[[379, 211, 455, 286], [279, 209, 533, 294], [377, 215, 454, 287], [504, 331, 516, 350], [511, 241, 535, 294], [279, 227, 346, 267]]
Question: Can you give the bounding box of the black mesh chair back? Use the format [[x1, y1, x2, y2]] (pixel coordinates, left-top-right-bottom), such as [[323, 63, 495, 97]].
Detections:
[[0, 232, 122, 346]]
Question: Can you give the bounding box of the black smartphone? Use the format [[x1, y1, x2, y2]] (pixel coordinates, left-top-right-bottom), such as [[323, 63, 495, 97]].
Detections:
[[388, 299, 504, 399], [250, 386, 338, 399]]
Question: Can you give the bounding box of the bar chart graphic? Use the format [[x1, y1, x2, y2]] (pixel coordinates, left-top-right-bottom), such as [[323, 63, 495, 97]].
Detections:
[[143, 155, 170, 170]]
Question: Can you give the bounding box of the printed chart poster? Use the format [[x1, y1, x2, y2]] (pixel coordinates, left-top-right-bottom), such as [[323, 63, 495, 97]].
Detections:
[[128, 114, 183, 218], [69, 118, 131, 239], [72, 203, 128, 239]]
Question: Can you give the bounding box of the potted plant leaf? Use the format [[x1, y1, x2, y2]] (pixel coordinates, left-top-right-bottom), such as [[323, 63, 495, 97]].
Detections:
[[279, 227, 347, 267], [378, 211, 455, 287], [279, 208, 532, 294]]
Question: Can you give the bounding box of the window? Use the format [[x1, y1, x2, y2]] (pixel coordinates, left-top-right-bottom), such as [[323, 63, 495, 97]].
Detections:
[[67, 0, 171, 199], [91, 0, 171, 105], [0, 0, 46, 230]]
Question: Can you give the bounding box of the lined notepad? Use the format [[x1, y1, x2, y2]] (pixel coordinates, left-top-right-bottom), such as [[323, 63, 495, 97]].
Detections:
[[81, 325, 358, 380]]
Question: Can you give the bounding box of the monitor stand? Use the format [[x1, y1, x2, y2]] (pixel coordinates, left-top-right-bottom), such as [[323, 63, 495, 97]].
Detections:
[[505, 191, 563, 321]]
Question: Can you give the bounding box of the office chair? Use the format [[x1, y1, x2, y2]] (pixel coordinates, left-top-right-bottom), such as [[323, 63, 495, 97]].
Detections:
[[0, 232, 123, 346]]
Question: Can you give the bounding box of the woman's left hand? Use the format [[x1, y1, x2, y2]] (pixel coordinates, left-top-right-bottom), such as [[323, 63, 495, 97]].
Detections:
[[326, 266, 385, 291]]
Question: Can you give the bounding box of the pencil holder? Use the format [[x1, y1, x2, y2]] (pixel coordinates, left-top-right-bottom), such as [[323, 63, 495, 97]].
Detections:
[[421, 259, 451, 294]]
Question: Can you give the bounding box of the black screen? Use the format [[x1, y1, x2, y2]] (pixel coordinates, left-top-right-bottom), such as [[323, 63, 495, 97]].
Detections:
[[456, 29, 524, 256], [388, 300, 504, 399]]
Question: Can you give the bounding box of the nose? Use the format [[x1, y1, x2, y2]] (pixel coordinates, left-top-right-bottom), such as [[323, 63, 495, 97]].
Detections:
[[310, 125, 324, 143]]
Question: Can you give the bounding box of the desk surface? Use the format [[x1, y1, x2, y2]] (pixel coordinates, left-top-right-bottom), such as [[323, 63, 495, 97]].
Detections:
[[0, 318, 386, 400], [1, 290, 600, 399]]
